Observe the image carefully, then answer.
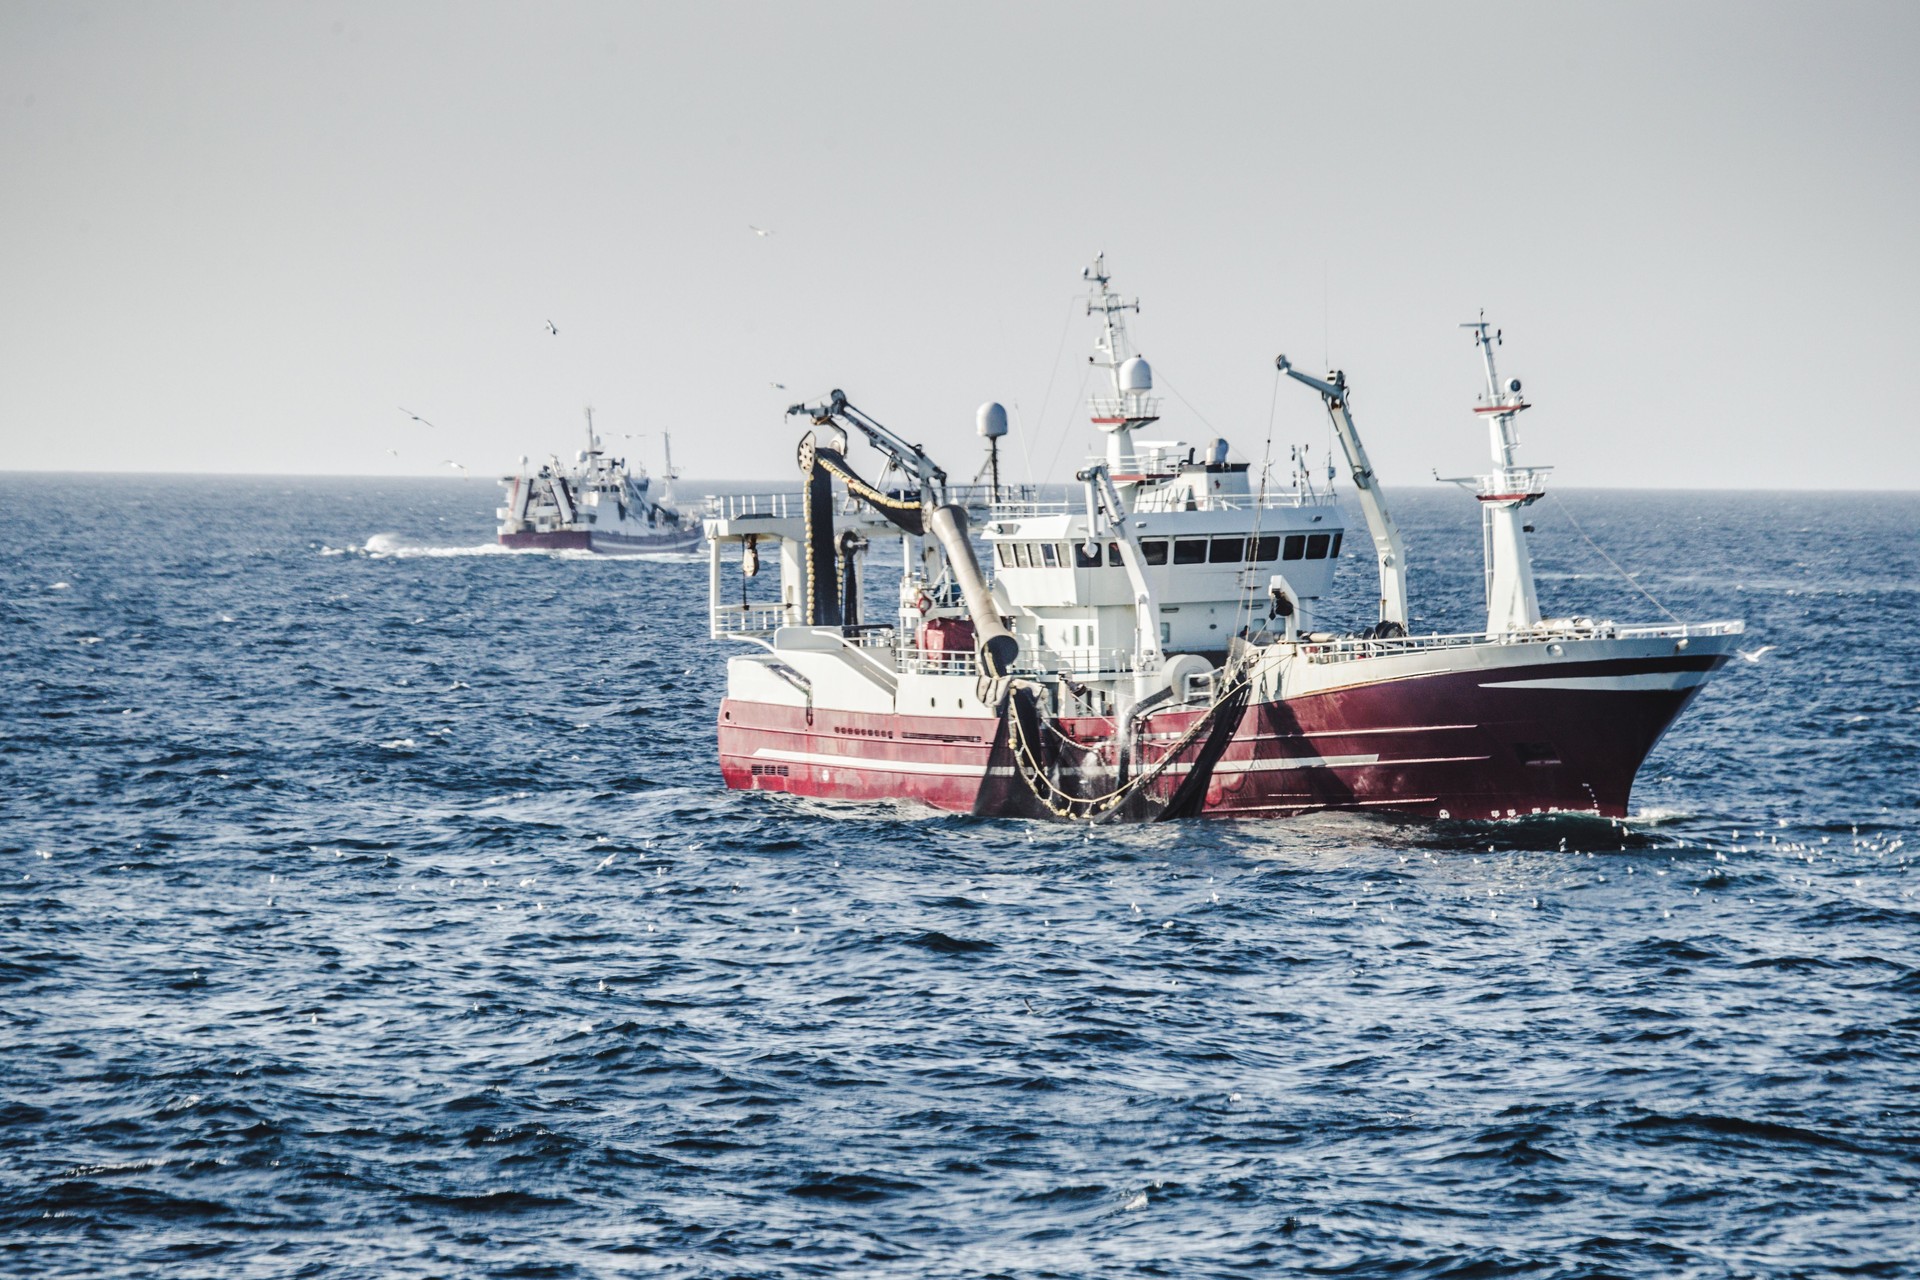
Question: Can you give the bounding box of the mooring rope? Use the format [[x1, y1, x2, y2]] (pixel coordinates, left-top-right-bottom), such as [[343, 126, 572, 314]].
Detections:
[[1546, 493, 1680, 624]]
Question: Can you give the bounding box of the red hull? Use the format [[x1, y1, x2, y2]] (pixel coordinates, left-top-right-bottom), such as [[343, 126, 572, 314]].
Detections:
[[499, 529, 700, 555], [500, 530, 592, 551], [718, 652, 1727, 820]]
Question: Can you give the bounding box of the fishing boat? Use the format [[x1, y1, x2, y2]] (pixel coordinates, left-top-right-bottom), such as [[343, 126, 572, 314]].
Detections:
[[498, 411, 702, 554], [704, 257, 1742, 821]]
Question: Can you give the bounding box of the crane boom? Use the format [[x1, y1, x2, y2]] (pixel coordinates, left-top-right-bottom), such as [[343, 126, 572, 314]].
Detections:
[[788, 389, 947, 504], [1274, 356, 1409, 632]]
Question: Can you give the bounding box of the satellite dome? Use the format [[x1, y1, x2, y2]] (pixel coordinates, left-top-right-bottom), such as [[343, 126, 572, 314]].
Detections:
[[977, 402, 1008, 439], [1120, 356, 1153, 393]]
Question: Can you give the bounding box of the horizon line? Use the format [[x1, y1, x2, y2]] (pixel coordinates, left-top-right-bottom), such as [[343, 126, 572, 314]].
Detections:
[[2, 468, 1917, 496]]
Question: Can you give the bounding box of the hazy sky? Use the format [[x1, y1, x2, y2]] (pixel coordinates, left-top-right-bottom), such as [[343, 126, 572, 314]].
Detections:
[[4, 1, 1916, 489]]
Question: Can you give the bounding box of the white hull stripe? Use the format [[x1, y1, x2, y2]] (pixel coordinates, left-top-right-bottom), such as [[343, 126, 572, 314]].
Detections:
[[1209, 752, 1380, 775], [747, 747, 988, 778], [1481, 671, 1711, 692], [746, 746, 1495, 782]]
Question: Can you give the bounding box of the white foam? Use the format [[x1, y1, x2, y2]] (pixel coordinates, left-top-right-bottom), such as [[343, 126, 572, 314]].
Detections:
[[387, 536, 601, 560]]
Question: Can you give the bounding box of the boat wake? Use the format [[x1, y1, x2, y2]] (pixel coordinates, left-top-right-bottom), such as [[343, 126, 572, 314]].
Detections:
[[351, 534, 597, 560]]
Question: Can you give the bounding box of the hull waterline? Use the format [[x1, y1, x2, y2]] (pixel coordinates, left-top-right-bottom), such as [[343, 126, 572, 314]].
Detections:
[[499, 529, 702, 555]]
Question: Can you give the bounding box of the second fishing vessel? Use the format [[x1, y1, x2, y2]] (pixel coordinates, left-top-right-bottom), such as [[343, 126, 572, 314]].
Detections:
[[498, 411, 702, 555]]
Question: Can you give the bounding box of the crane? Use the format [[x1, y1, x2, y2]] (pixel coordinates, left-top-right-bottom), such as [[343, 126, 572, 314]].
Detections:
[[1275, 356, 1409, 634]]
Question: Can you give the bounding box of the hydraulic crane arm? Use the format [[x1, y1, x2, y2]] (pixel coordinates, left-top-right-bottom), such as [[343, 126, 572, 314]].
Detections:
[[1275, 356, 1409, 631], [788, 389, 948, 505], [1077, 463, 1165, 672]]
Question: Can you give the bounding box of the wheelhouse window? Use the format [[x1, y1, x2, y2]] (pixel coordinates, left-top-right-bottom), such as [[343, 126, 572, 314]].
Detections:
[[1174, 538, 1207, 565], [1209, 536, 1246, 564], [1040, 543, 1059, 568], [1329, 532, 1343, 558], [1013, 543, 1031, 568], [1107, 543, 1124, 567], [1075, 542, 1102, 568], [1141, 539, 1168, 565], [995, 543, 1013, 568], [1253, 534, 1280, 562], [1306, 532, 1331, 559], [1283, 534, 1306, 560]]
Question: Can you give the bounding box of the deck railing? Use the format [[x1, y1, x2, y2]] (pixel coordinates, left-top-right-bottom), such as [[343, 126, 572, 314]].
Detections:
[[713, 609, 1743, 676], [898, 650, 979, 677], [706, 484, 1041, 524], [1478, 468, 1554, 498], [710, 602, 791, 637], [1295, 619, 1744, 665], [705, 492, 799, 521], [1128, 488, 1339, 514], [987, 498, 1075, 518]]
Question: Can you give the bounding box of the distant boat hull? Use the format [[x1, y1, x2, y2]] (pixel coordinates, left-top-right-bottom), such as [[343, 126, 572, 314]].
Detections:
[[499, 528, 703, 555], [716, 636, 1735, 820]]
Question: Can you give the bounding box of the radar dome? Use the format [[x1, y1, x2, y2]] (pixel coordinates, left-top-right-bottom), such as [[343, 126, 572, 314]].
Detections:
[[1120, 356, 1153, 393], [976, 402, 1008, 439]]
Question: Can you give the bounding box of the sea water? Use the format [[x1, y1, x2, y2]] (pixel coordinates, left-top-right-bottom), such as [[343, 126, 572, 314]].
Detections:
[[2, 475, 1915, 1277]]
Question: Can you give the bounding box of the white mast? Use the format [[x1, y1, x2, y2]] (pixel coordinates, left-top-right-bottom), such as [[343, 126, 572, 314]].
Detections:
[[1462, 316, 1546, 634], [1083, 254, 1159, 478]]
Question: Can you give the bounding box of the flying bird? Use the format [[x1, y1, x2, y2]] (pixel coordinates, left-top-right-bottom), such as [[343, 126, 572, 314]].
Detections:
[[1738, 645, 1776, 663], [399, 406, 435, 428], [769, 381, 786, 390], [545, 319, 559, 335], [385, 448, 400, 457], [748, 225, 774, 238], [442, 459, 468, 477]]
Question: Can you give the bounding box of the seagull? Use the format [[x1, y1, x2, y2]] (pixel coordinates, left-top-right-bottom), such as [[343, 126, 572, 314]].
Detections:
[[442, 459, 468, 477], [545, 319, 559, 335], [748, 225, 774, 238], [398, 406, 435, 428], [1738, 645, 1776, 663], [769, 381, 786, 390], [385, 448, 400, 457]]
